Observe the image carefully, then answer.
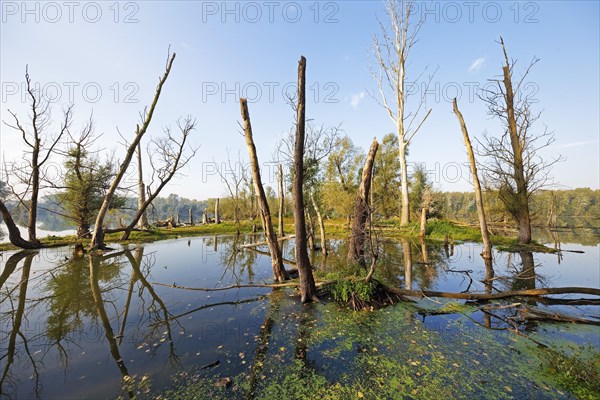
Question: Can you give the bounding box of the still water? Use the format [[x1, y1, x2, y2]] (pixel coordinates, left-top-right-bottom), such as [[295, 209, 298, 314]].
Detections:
[[1, 233, 598, 399]]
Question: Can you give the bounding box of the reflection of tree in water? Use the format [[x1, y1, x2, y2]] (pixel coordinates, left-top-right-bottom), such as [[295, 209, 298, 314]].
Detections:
[[245, 289, 284, 398], [0, 252, 40, 399], [216, 234, 258, 283], [375, 239, 445, 290], [44, 253, 122, 346], [511, 251, 537, 292], [88, 254, 134, 399], [122, 246, 180, 367]]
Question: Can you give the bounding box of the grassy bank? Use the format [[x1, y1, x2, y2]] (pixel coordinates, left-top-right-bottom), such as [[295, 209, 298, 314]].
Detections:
[[0, 218, 552, 253]]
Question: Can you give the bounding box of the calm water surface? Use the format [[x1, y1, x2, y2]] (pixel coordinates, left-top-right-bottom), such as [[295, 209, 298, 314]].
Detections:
[[1, 233, 598, 399]]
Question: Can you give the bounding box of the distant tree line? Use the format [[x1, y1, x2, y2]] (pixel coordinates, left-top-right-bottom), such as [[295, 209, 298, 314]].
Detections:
[[0, 193, 208, 231], [435, 189, 599, 227]]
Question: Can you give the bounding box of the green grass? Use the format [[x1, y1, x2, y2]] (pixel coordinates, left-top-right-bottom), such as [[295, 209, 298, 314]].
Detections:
[[0, 217, 556, 253]]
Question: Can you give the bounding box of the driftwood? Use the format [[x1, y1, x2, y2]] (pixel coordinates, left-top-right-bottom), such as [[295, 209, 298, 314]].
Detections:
[[155, 216, 177, 228], [240, 235, 295, 249]]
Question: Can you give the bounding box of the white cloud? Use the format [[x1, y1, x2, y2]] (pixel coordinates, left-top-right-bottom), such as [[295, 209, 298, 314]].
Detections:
[[468, 57, 486, 72], [350, 91, 366, 109], [554, 140, 599, 149]]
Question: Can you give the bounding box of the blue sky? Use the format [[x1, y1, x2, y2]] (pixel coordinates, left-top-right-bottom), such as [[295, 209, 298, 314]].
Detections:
[[1, 1, 598, 200]]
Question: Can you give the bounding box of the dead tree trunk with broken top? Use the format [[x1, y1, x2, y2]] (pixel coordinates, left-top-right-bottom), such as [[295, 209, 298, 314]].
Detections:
[[240, 98, 289, 283], [453, 98, 492, 259], [348, 138, 379, 267], [90, 52, 176, 250], [136, 142, 149, 229], [278, 163, 285, 238], [419, 207, 427, 239], [293, 56, 318, 303], [214, 198, 220, 224]]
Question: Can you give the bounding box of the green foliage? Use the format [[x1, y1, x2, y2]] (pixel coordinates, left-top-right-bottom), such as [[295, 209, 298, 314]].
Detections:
[[330, 279, 376, 304], [56, 140, 118, 235], [372, 133, 401, 219], [409, 162, 435, 216], [322, 135, 365, 219]]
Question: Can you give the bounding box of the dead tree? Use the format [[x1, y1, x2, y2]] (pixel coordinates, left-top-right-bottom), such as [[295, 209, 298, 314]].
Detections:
[[372, 0, 433, 226], [278, 163, 285, 237], [120, 117, 198, 240], [3, 66, 72, 245], [293, 56, 318, 303], [348, 138, 379, 267], [240, 98, 288, 283], [214, 198, 220, 224], [0, 200, 40, 249], [188, 207, 194, 226], [453, 98, 492, 259], [478, 37, 558, 244], [90, 52, 176, 249], [419, 207, 427, 239], [136, 142, 149, 229]]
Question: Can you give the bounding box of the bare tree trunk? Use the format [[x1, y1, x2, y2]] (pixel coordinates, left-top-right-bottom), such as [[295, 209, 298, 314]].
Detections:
[[293, 56, 318, 303], [240, 98, 288, 283], [0, 200, 40, 249], [28, 146, 40, 244], [278, 163, 285, 238], [214, 198, 220, 224], [310, 192, 327, 258], [348, 138, 379, 267], [90, 52, 176, 250], [202, 210, 208, 224], [402, 239, 412, 290], [399, 142, 410, 225], [453, 98, 492, 259], [137, 142, 149, 229], [189, 207, 194, 226], [419, 207, 427, 239], [501, 38, 531, 244]]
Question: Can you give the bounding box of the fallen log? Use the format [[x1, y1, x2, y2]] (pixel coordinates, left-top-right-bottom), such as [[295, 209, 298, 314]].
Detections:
[[240, 235, 295, 249], [384, 286, 600, 300], [246, 247, 297, 267], [152, 278, 335, 292], [514, 307, 600, 326]]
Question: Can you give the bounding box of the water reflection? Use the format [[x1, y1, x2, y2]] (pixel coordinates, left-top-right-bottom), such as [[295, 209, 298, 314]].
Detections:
[[0, 234, 597, 399], [0, 252, 39, 399], [88, 254, 133, 398]]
